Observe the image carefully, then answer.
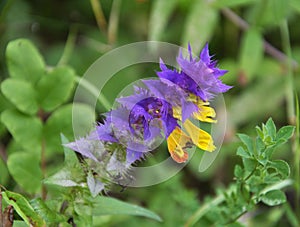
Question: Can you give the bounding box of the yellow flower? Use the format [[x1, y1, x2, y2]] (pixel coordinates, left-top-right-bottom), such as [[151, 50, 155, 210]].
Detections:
[[167, 97, 216, 163]]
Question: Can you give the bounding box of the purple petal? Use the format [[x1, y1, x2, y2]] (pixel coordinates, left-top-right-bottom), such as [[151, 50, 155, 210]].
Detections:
[[64, 138, 99, 162], [126, 149, 145, 165]]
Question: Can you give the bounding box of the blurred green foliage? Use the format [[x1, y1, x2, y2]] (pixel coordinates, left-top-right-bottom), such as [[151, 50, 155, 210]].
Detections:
[[0, 0, 299, 226]]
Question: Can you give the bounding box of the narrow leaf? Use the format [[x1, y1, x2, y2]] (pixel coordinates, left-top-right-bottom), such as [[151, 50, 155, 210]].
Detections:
[[239, 29, 264, 80], [1, 78, 38, 115], [30, 198, 66, 224], [149, 0, 179, 41], [92, 196, 162, 222], [181, 0, 218, 53], [2, 191, 45, 226], [212, 0, 257, 8]]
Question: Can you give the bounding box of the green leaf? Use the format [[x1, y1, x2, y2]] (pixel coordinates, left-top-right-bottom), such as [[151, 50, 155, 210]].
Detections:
[[269, 0, 290, 24], [30, 198, 66, 224], [276, 126, 295, 141], [1, 78, 38, 115], [265, 118, 276, 140], [261, 190, 286, 206], [239, 29, 264, 80], [12, 221, 28, 227], [236, 146, 251, 158], [7, 151, 42, 193], [1, 109, 43, 150], [181, 0, 218, 53], [290, 0, 300, 13], [44, 104, 95, 155], [2, 191, 45, 226], [43, 166, 82, 187], [149, 0, 179, 41], [269, 160, 290, 179], [234, 164, 243, 178], [255, 136, 265, 155], [36, 66, 75, 112], [92, 196, 162, 222], [242, 157, 256, 173], [6, 39, 45, 84], [237, 133, 253, 152], [212, 0, 257, 8]]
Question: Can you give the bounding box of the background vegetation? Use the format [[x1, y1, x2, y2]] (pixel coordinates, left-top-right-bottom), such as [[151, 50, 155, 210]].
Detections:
[[0, 0, 299, 226]]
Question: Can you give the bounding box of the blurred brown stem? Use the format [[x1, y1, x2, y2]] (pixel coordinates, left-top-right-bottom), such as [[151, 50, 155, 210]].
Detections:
[[108, 0, 121, 45], [41, 139, 47, 200], [90, 0, 107, 34], [221, 8, 299, 70]]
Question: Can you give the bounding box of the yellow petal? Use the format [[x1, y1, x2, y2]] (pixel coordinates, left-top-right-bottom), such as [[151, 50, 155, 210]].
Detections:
[[172, 106, 182, 120], [167, 127, 191, 163], [183, 120, 216, 152], [193, 104, 217, 123]]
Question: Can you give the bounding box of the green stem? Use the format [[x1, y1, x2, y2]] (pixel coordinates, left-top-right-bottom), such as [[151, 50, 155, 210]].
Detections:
[[280, 20, 295, 124], [57, 25, 77, 66], [74, 76, 111, 111], [107, 0, 121, 45]]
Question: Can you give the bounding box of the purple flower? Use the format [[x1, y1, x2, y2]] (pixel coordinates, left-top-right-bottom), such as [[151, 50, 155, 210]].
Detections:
[[158, 43, 232, 101], [117, 88, 179, 139], [143, 79, 198, 122]]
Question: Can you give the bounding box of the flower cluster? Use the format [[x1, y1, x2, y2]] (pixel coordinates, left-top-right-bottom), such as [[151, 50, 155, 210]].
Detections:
[[66, 44, 231, 189]]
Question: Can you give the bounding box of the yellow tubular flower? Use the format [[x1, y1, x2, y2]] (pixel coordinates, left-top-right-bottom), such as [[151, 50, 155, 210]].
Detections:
[[183, 120, 216, 152], [167, 127, 191, 163]]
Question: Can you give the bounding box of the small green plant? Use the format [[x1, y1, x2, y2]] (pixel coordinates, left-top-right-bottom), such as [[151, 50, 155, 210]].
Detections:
[[186, 118, 295, 226]]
